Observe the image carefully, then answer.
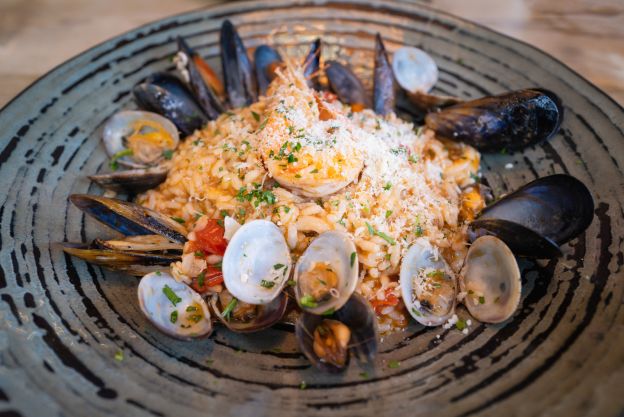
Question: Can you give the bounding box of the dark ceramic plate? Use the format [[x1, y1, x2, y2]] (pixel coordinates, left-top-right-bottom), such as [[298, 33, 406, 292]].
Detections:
[[0, 1, 622, 416]]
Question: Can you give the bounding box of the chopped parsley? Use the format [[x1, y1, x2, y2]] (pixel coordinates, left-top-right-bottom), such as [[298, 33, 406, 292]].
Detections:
[[385, 210, 393, 218], [479, 296, 486, 304], [426, 270, 445, 278], [274, 264, 286, 270], [109, 148, 133, 171], [114, 350, 124, 362], [383, 182, 392, 191], [162, 285, 181, 306], [251, 111, 260, 122], [359, 371, 370, 379], [197, 272, 205, 288], [387, 360, 401, 369], [350, 252, 357, 267], [257, 118, 268, 131], [411, 307, 422, 317], [194, 251, 204, 258], [162, 149, 174, 160], [171, 216, 185, 224], [170, 310, 178, 323], [236, 184, 277, 208], [186, 306, 198, 312], [408, 155, 419, 164], [456, 319, 467, 331], [300, 295, 318, 308], [322, 308, 335, 316], [299, 381, 307, 390], [287, 279, 296, 286], [310, 168, 319, 174], [260, 280, 275, 289]]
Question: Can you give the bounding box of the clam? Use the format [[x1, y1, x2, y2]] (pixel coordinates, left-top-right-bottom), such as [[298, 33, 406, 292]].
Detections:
[[220, 19, 257, 108], [102, 110, 179, 169], [325, 60, 369, 112], [133, 73, 208, 137], [294, 231, 359, 315], [425, 89, 563, 152], [296, 294, 378, 373], [254, 45, 283, 95], [400, 238, 456, 326], [372, 33, 395, 115], [138, 271, 212, 339], [459, 236, 521, 323], [469, 174, 594, 257], [210, 290, 288, 333], [176, 37, 225, 120], [222, 220, 292, 305]]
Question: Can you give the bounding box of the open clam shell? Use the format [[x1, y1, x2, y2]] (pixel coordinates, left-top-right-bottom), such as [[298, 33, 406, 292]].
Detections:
[[222, 220, 292, 305], [294, 231, 359, 315], [460, 236, 521, 324], [400, 238, 456, 326], [138, 271, 212, 339]]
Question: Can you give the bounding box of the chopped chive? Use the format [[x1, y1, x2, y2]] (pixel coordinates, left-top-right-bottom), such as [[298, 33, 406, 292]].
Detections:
[[162, 149, 174, 160], [479, 296, 486, 304], [114, 350, 124, 362], [300, 295, 318, 308], [411, 307, 422, 317], [359, 371, 369, 379], [194, 251, 204, 258], [186, 306, 198, 312], [258, 118, 268, 131], [260, 280, 275, 289], [273, 263, 285, 270], [171, 216, 185, 224], [311, 168, 319, 173], [426, 270, 445, 278], [383, 182, 392, 191], [109, 148, 133, 171], [366, 222, 375, 236], [222, 298, 238, 320], [287, 279, 296, 286], [283, 206, 290, 213], [385, 210, 393, 219], [170, 310, 178, 323], [299, 381, 307, 390], [251, 111, 260, 122], [350, 251, 357, 267], [162, 285, 182, 306], [197, 272, 205, 288], [322, 308, 335, 316], [375, 231, 396, 245]]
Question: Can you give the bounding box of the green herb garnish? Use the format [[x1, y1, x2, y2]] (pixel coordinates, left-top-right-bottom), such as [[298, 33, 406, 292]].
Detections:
[[300, 295, 318, 308], [260, 280, 275, 289], [162, 149, 174, 160], [109, 148, 133, 171], [456, 319, 467, 331], [350, 251, 357, 267], [388, 360, 400, 369], [162, 285, 182, 306], [171, 216, 185, 224], [251, 111, 260, 122], [222, 298, 238, 320], [170, 310, 178, 323], [114, 350, 124, 362]]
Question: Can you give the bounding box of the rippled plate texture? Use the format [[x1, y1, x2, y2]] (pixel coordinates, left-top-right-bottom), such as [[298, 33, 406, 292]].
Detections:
[[0, 1, 623, 416]]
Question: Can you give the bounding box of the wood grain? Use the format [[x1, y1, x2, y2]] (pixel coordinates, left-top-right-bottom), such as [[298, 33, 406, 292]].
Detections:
[[0, 0, 622, 108]]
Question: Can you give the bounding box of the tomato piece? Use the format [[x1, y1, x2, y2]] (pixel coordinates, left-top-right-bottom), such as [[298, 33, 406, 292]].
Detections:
[[193, 219, 227, 255], [370, 289, 399, 314], [191, 267, 224, 294]]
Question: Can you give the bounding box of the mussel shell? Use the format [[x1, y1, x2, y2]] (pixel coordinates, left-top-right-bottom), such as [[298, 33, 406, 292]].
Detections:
[[220, 19, 257, 108], [92, 235, 183, 253], [295, 294, 378, 373], [210, 291, 288, 333], [70, 194, 187, 243], [469, 218, 562, 258], [303, 38, 321, 90], [177, 37, 224, 120], [61, 243, 179, 276], [254, 45, 283, 95], [325, 61, 370, 109], [476, 174, 594, 246], [89, 166, 168, 194], [133, 73, 208, 137], [372, 33, 395, 115], [425, 89, 563, 152]]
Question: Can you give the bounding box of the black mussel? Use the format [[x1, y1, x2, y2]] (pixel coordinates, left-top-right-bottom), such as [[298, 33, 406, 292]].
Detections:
[[133, 73, 208, 137], [303, 38, 321, 90], [69, 194, 187, 243], [176, 37, 225, 120], [92, 235, 183, 253], [425, 89, 563, 152], [325, 60, 370, 112], [61, 243, 179, 276], [475, 174, 594, 246], [469, 218, 562, 258], [296, 294, 378, 373], [89, 166, 169, 194], [220, 19, 257, 108], [254, 45, 283, 95], [372, 33, 395, 115], [210, 290, 288, 333]]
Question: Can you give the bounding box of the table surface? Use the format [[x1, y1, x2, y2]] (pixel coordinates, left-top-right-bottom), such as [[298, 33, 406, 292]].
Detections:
[[0, 0, 623, 108]]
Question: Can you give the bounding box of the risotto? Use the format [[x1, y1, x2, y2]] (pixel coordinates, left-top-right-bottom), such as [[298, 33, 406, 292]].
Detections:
[[135, 66, 481, 333]]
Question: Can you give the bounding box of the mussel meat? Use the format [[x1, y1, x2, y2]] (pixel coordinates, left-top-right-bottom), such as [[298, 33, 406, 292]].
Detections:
[[296, 294, 378, 373]]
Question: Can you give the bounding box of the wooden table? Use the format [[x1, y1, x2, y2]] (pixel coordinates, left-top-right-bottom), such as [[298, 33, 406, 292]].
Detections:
[[1, 0, 622, 108]]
